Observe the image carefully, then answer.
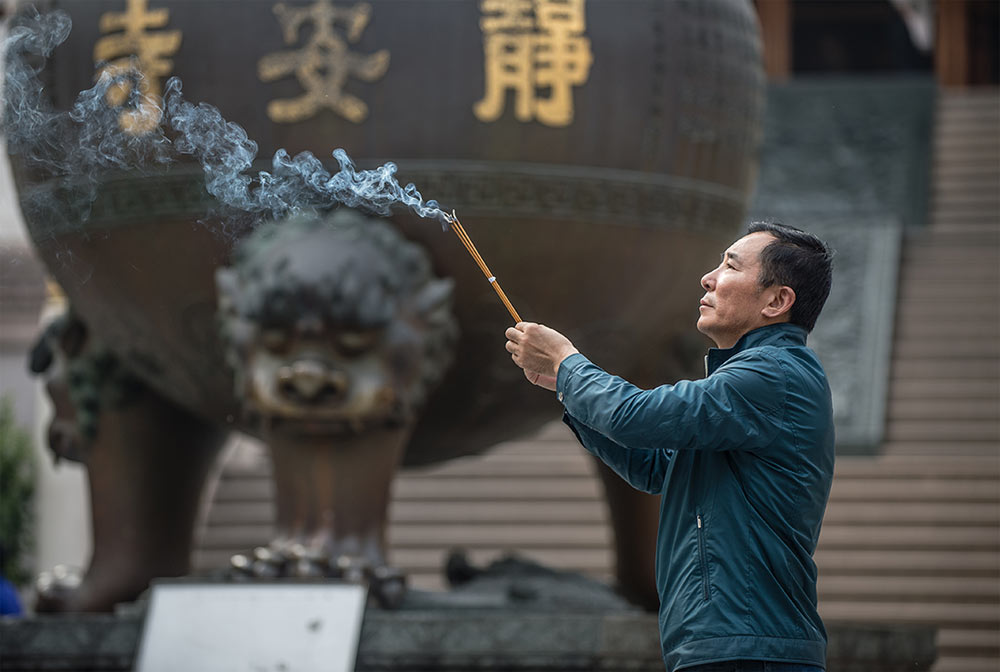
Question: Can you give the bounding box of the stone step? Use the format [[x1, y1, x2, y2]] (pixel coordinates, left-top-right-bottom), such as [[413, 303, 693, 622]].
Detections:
[[932, 161, 1000, 179], [205, 499, 611, 526], [938, 628, 1000, 658], [900, 246, 1000, 263], [834, 455, 1000, 478], [887, 378, 1000, 399], [213, 475, 605, 503], [933, 656, 1000, 672], [885, 420, 999, 443], [894, 291, 1000, 308], [823, 501, 1000, 526], [210, 471, 1000, 504], [937, 109, 1000, 123], [816, 525, 999, 551], [890, 358, 1000, 378], [934, 116, 999, 130], [902, 237, 1000, 252], [930, 208, 1000, 222], [933, 127, 1000, 142], [934, 152, 1000, 168], [201, 520, 1000, 553], [931, 195, 1000, 210], [881, 441, 1000, 457], [896, 259, 999, 275], [905, 227, 1000, 241], [816, 548, 998, 576], [397, 459, 596, 480], [935, 131, 1000, 146], [893, 310, 999, 327], [933, 173, 1000, 189], [933, 149, 1000, 165], [893, 328, 1000, 345], [933, 185, 1000, 202], [938, 94, 1000, 108], [820, 601, 999, 629], [900, 270, 997, 286], [896, 272, 1000, 290], [937, 101, 1000, 114], [828, 478, 999, 502], [939, 89, 1000, 101], [935, 124, 1000, 139], [201, 499, 1000, 529], [927, 221, 1000, 234], [935, 121, 1000, 137], [888, 398, 1000, 421], [894, 311, 1000, 330], [817, 576, 1000, 603], [892, 340, 1000, 359], [203, 523, 614, 550]]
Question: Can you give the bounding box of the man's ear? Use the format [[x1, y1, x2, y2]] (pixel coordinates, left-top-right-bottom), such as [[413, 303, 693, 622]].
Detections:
[[762, 286, 796, 319]]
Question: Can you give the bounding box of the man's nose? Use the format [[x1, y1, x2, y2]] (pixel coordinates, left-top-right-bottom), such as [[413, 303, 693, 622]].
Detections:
[[701, 269, 715, 291]]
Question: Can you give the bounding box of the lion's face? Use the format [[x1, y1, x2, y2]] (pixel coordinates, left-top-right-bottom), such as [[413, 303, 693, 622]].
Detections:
[[217, 211, 457, 436], [244, 324, 407, 434]]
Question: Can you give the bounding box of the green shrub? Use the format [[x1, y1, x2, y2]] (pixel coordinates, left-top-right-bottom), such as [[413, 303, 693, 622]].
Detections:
[[0, 395, 35, 586]]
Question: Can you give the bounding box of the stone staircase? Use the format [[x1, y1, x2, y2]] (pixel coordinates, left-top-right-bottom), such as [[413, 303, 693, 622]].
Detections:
[[194, 88, 999, 670], [816, 88, 999, 672]]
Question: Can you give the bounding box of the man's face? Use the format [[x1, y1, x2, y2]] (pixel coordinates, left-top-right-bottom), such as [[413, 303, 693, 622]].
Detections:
[[697, 232, 779, 349]]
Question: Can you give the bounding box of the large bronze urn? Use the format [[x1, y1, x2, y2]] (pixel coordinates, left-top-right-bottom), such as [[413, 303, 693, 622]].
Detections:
[[5, 0, 764, 611]]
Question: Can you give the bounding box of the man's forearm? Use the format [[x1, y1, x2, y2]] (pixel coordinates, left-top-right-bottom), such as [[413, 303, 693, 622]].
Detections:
[[562, 413, 669, 495]]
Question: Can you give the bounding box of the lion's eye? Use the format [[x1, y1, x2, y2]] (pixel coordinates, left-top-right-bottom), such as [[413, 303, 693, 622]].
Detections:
[[337, 331, 378, 356], [261, 329, 290, 353]]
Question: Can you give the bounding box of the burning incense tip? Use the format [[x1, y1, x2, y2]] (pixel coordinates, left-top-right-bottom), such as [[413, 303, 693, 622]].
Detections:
[[448, 211, 522, 324]]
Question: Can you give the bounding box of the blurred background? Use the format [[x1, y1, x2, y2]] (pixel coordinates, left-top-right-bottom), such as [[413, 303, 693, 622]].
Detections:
[[1, 1, 997, 670]]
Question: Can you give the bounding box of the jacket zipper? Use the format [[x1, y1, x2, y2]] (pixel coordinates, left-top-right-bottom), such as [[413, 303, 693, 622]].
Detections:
[[696, 513, 710, 601]]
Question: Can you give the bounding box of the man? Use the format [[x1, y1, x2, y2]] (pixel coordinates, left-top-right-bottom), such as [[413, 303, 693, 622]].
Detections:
[[505, 222, 835, 672]]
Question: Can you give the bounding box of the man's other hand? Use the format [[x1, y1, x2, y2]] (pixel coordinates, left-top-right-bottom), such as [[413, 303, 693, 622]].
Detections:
[[505, 322, 579, 390]]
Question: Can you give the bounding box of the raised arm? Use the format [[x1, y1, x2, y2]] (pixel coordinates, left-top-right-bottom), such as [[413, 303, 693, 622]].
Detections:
[[563, 412, 672, 494], [557, 351, 787, 453]]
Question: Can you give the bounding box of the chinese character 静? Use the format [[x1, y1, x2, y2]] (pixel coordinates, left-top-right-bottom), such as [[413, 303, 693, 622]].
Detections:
[[475, 0, 592, 127]]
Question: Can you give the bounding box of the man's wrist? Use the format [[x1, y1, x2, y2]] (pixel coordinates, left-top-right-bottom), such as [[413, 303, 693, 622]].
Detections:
[[554, 348, 580, 377]]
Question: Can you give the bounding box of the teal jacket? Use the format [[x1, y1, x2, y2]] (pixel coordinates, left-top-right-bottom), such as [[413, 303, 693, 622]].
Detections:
[[557, 323, 834, 671]]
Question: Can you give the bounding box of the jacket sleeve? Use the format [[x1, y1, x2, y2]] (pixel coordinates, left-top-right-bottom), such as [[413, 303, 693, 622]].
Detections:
[[562, 412, 672, 494], [556, 352, 787, 452]]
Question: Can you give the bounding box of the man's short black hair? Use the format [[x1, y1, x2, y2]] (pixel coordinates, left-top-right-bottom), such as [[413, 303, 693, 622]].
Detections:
[[747, 221, 834, 332]]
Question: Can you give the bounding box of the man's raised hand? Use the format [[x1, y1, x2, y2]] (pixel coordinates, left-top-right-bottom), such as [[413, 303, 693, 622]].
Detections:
[[505, 322, 579, 390]]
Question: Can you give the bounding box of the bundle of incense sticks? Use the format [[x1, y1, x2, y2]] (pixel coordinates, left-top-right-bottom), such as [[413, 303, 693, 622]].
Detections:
[[447, 211, 522, 323]]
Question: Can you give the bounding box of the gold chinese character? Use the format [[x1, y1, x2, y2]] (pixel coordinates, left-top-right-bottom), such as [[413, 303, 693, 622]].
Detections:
[[258, 0, 390, 124], [475, 0, 592, 127], [94, 0, 182, 135]]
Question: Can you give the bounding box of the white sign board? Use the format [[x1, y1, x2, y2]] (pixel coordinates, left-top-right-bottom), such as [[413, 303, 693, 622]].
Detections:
[[135, 582, 367, 672]]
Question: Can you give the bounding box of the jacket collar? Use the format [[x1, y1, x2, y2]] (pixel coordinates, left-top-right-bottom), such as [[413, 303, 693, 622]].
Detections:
[[705, 323, 809, 375]]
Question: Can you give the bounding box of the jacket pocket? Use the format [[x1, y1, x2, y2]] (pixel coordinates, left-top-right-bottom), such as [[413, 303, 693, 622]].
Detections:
[[696, 512, 711, 601]]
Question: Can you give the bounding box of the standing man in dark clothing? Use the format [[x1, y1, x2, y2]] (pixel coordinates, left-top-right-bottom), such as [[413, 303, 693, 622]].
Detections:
[[505, 222, 835, 672]]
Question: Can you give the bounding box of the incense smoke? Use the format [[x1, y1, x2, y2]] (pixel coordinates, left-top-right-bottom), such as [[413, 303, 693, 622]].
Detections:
[[1, 9, 455, 231]]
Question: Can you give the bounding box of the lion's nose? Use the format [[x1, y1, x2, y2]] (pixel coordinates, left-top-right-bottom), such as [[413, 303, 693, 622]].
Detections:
[[278, 360, 349, 402]]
